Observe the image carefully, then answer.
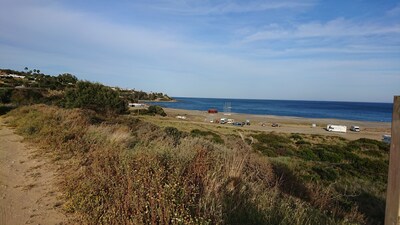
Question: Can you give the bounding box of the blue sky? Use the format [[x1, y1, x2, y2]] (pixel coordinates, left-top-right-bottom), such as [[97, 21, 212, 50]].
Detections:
[[0, 0, 399, 102]]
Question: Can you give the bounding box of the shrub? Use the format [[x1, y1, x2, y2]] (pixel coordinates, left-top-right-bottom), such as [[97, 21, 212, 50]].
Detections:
[[146, 105, 167, 117], [296, 140, 311, 145], [10, 89, 45, 105], [312, 166, 338, 181], [297, 147, 319, 161], [315, 148, 342, 163], [290, 133, 303, 141], [0, 105, 15, 115], [348, 138, 389, 152], [363, 150, 383, 158], [0, 89, 12, 103], [64, 81, 127, 114], [252, 133, 295, 157], [190, 129, 224, 144], [164, 127, 185, 146], [255, 133, 292, 146], [253, 143, 278, 157]]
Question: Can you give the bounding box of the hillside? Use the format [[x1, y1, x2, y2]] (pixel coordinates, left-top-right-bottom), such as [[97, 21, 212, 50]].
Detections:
[[2, 104, 389, 225], [0, 68, 173, 106]]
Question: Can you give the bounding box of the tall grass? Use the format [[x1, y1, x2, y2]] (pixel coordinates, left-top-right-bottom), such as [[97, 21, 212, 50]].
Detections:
[[5, 105, 376, 224]]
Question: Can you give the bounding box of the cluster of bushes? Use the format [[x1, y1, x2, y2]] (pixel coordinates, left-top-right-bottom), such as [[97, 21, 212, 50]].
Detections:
[[63, 81, 127, 115], [253, 133, 295, 157], [249, 132, 389, 224], [5, 105, 370, 224], [0, 69, 78, 90], [251, 132, 389, 182], [146, 105, 167, 116], [190, 129, 224, 144], [1, 68, 171, 116], [119, 89, 172, 102], [0, 88, 63, 110]]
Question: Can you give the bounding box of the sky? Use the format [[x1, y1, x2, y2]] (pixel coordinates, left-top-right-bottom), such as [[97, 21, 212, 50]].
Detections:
[[0, 0, 399, 102]]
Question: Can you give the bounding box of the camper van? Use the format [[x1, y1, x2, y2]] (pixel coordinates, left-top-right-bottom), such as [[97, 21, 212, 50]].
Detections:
[[220, 118, 228, 124], [326, 125, 347, 133]]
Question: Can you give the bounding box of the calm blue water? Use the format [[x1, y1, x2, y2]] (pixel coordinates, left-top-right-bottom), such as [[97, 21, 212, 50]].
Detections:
[[149, 97, 393, 122]]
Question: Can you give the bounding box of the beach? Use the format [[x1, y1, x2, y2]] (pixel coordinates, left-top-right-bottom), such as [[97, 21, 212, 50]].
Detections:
[[162, 108, 391, 141]]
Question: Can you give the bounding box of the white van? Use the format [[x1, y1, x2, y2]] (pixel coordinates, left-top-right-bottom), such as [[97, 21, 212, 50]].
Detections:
[[350, 126, 360, 132]]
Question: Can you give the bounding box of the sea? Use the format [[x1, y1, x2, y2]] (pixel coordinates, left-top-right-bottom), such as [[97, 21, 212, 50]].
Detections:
[[148, 97, 393, 122]]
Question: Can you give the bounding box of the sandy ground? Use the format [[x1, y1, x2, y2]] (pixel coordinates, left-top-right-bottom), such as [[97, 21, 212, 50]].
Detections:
[[163, 108, 391, 141], [0, 118, 68, 225]]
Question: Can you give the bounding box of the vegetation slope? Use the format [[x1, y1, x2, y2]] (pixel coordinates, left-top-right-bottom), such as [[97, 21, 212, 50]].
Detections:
[[4, 104, 389, 225]]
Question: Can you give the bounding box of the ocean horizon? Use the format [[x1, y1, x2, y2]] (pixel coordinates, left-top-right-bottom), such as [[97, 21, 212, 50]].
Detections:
[[148, 97, 393, 122]]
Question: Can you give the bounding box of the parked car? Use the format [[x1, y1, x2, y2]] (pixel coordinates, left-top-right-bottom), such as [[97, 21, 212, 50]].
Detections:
[[220, 118, 228, 124], [350, 126, 360, 132], [272, 123, 279, 127], [233, 122, 244, 126]]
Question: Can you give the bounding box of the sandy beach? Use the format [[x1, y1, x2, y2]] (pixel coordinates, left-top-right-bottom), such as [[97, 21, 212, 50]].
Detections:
[[162, 108, 391, 141]]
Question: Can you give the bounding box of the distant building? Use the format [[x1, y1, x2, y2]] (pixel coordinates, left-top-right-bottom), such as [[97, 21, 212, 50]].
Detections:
[[0, 74, 25, 79], [129, 103, 145, 107]]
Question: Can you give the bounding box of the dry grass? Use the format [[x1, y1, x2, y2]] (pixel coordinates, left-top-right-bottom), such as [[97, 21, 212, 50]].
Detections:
[[4, 105, 380, 224]]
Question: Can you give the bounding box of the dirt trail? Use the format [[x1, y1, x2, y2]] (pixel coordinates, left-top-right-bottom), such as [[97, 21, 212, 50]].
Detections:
[[0, 118, 68, 225]]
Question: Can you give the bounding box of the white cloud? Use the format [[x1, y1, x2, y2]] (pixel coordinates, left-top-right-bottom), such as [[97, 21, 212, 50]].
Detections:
[[244, 18, 400, 42], [137, 0, 315, 15], [386, 3, 400, 17]]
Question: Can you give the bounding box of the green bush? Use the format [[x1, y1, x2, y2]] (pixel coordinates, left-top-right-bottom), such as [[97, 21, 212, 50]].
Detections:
[[312, 166, 338, 181], [64, 81, 127, 114], [255, 133, 292, 146], [253, 143, 278, 157], [190, 129, 224, 144], [297, 147, 319, 161], [313, 148, 342, 163], [0, 105, 15, 115], [348, 138, 389, 152], [164, 127, 185, 146], [0, 89, 12, 103], [296, 140, 311, 145], [290, 133, 303, 141], [10, 89, 45, 105], [363, 150, 383, 158], [147, 105, 167, 117]]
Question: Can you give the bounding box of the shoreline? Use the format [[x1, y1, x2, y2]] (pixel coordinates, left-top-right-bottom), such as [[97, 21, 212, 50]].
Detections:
[[162, 107, 391, 141]]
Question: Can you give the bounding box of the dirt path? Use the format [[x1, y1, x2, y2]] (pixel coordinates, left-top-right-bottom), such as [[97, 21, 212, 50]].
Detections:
[[0, 118, 68, 225]]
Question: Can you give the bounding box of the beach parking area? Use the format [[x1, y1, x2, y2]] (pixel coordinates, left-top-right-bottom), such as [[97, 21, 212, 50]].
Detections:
[[148, 108, 392, 141]]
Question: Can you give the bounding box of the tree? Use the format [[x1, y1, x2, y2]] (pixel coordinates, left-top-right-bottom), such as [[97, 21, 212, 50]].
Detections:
[[10, 89, 44, 105], [0, 89, 12, 104], [64, 81, 127, 114], [147, 105, 167, 116], [57, 73, 78, 85]]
